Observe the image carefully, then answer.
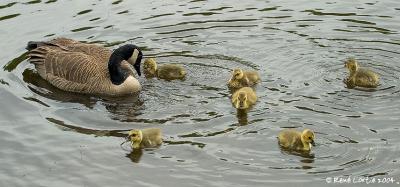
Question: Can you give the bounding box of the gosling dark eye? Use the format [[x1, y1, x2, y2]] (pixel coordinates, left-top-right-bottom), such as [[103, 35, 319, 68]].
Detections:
[[309, 137, 312, 139]]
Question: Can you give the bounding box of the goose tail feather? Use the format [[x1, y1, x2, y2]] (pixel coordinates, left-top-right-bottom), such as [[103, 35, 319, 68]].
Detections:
[[26, 41, 50, 50]]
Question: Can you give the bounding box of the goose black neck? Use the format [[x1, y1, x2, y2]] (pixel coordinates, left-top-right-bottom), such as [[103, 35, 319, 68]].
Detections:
[[108, 50, 129, 85], [108, 44, 141, 85]]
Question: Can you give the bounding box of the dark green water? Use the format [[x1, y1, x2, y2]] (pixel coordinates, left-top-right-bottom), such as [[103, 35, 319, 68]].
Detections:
[[1, 0, 400, 186]]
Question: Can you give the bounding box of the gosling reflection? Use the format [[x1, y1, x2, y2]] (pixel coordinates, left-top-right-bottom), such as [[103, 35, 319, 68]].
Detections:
[[126, 149, 143, 163], [280, 148, 315, 161], [300, 157, 315, 169], [236, 109, 249, 125]]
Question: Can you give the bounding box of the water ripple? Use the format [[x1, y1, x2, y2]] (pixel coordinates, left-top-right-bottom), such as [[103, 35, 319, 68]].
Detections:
[[0, 2, 17, 9], [0, 13, 20, 21]]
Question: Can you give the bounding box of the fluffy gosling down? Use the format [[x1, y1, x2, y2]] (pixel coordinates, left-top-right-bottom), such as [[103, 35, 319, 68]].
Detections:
[[344, 58, 380, 89], [278, 129, 315, 152], [231, 87, 257, 110], [228, 68, 260, 89], [128, 128, 163, 149], [143, 58, 186, 80]]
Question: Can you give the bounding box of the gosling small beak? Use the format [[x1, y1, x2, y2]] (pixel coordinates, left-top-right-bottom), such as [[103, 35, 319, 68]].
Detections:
[[126, 133, 132, 140], [311, 140, 316, 146]]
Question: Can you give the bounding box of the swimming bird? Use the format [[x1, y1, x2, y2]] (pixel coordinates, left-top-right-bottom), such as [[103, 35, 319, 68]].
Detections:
[[127, 128, 163, 149], [143, 58, 186, 80], [344, 58, 380, 89], [228, 68, 260, 89], [26, 38, 143, 96], [231, 87, 257, 110], [278, 129, 315, 151]]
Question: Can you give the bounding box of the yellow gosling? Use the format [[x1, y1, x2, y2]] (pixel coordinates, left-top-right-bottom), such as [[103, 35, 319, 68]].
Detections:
[[344, 58, 380, 89], [231, 87, 257, 110], [278, 129, 315, 152], [143, 58, 186, 80], [143, 58, 158, 78], [128, 128, 163, 149], [228, 68, 260, 89]]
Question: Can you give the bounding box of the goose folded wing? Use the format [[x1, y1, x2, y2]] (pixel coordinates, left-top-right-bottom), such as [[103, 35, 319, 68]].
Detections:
[[40, 51, 108, 92], [48, 38, 112, 63]]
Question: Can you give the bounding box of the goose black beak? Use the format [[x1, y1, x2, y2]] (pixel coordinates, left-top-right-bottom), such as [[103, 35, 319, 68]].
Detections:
[[134, 62, 141, 76], [134, 51, 143, 76], [311, 140, 316, 146]]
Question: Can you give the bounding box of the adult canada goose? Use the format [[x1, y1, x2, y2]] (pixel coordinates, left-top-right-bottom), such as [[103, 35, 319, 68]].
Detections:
[[228, 68, 260, 89], [231, 87, 257, 110], [344, 58, 380, 89], [278, 129, 315, 152], [143, 58, 186, 80], [26, 38, 143, 96], [127, 128, 163, 149]]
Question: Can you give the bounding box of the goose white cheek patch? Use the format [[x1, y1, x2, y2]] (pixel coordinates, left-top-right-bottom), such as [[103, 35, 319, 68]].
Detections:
[[128, 49, 139, 64]]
